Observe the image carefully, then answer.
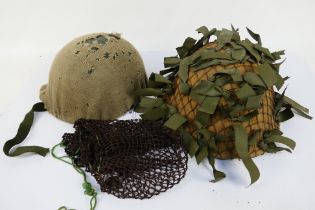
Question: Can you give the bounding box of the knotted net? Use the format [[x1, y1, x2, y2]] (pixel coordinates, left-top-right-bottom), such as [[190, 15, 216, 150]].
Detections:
[[62, 119, 188, 199]]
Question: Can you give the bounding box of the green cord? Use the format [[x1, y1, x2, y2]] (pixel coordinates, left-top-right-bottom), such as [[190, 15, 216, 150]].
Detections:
[[52, 143, 97, 210]]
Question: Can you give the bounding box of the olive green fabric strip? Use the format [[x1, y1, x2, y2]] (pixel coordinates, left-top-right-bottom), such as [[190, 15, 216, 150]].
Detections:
[[3, 102, 49, 157], [240, 39, 261, 62], [256, 63, 278, 88], [246, 27, 262, 46], [278, 107, 294, 122], [243, 72, 266, 87], [237, 110, 258, 122], [139, 97, 163, 109], [253, 44, 274, 60], [265, 135, 296, 150], [242, 157, 260, 185], [182, 130, 199, 157], [140, 107, 166, 121], [233, 124, 260, 185], [153, 73, 172, 84], [199, 97, 220, 114], [134, 88, 163, 96], [208, 156, 226, 183], [164, 57, 180, 68], [164, 113, 187, 130], [196, 26, 210, 36], [235, 83, 256, 100], [246, 94, 263, 110], [216, 28, 234, 50], [195, 145, 208, 164], [233, 124, 248, 159], [248, 130, 261, 146], [179, 80, 190, 95], [283, 95, 310, 114]]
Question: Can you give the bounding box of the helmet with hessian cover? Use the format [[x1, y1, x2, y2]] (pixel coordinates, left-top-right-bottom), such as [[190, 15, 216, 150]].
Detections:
[[3, 32, 147, 157], [40, 32, 147, 123]]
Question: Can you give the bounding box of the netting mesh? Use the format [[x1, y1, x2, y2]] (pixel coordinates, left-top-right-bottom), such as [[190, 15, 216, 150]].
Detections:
[[62, 119, 188, 199]]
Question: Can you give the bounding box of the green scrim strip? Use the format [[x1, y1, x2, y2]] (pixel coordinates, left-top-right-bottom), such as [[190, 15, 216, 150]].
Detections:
[[216, 68, 243, 82], [164, 57, 180, 68], [178, 59, 190, 82], [164, 113, 187, 130], [195, 144, 208, 164], [191, 94, 206, 104], [153, 73, 173, 84], [240, 39, 261, 62], [196, 111, 210, 126], [196, 26, 210, 36], [237, 110, 258, 122], [265, 135, 296, 150], [253, 44, 275, 60], [134, 88, 163, 96], [271, 50, 285, 60], [246, 94, 263, 110], [231, 48, 246, 61], [293, 108, 313, 120], [274, 88, 287, 115], [216, 28, 234, 50], [191, 80, 215, 95], [256, 63, 278, 88], [3, 102, 49, 157], [141, 107, 166, 121], [179, 80, 191, 95], [182, 37, 197, 51], [243, 72, 266, 87], [182, 131, 199, 157], [208, 156, 226, 183], [272, 60, 286, 72], [275, 74, 285, 90], [248, 130, 261, 146], [235, 83, 256, 100], [283, 95, 309, 114], [278, 107, 294, 122], [139, 97, 163, 109], [198, 128, 213, 140], [246, 27, 262, 46], [242, 157, 260, 185], [233, 124, 260, 185], [200, 50, 232, 60], [233, 124, 248, 159], [176, 37, 197, 58], [198, 97, 220, 114], [160, 68, 176, 75], [229, 104, 245, 117]]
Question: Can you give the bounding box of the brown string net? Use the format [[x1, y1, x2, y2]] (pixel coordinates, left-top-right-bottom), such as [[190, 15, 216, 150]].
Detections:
[[62, 119, 188, 199]]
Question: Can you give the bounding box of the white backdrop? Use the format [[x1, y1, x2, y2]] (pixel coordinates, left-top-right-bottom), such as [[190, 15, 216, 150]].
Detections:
[[1, 0, 315, 210]]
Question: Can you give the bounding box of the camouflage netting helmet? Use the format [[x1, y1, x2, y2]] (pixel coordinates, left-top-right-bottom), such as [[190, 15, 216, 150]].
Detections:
[[135, 26, 312, 184], [40, 33, 147, 123]]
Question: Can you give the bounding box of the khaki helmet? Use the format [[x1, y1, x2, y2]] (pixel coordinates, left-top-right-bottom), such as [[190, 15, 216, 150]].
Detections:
[[3, 32, 147, 158], [40, 33, 147, 123]]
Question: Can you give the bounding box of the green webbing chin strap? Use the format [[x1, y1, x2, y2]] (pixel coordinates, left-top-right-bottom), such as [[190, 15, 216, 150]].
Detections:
[[3, 102, 50, 157]]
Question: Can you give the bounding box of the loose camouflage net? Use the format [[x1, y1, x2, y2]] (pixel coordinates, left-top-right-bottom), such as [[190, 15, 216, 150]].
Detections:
[[62, 119, 188, 199]]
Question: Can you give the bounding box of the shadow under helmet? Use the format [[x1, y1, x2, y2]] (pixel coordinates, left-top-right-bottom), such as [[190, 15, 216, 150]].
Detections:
[[40, 33, 147, 123]]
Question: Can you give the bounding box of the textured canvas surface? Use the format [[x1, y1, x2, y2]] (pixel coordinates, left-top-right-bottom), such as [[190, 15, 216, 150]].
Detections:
[[40, 33, 147, 123]]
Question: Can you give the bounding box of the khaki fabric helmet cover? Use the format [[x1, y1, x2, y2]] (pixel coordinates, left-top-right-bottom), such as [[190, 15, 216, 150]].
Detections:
[[40, 33, 147, 123]]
